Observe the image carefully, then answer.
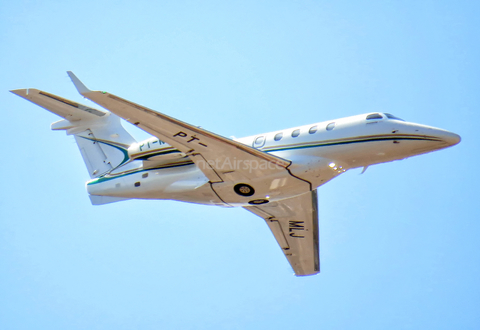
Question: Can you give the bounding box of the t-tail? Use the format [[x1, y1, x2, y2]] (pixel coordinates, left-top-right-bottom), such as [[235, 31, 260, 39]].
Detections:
[[10, 88, 137, 180]]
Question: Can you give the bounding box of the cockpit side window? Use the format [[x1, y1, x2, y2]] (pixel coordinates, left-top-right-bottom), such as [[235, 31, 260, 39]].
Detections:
[[384, 113, 404, 121], [366, 113, 383, 120]]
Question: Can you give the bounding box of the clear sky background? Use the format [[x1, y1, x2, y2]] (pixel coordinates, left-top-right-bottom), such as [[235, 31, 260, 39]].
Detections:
[[1, 1, 479, 329]]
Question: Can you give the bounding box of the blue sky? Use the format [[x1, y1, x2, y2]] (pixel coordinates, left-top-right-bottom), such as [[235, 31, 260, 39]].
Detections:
[[1, 1, 479, 329]]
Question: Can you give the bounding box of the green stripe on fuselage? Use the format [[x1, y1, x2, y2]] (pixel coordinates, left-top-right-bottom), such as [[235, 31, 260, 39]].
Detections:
[[86, 135, 439, 185], [87, 161, 195, 185]]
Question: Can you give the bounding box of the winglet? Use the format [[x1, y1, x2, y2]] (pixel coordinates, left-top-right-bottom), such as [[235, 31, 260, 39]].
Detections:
[[67, 71, 91, 95]]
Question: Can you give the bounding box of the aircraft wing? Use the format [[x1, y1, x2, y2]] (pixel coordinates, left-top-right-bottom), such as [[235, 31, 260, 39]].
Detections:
[[67, 72, 291, 184], [10, 88, 108, 122], [244, 190, 320, 276]]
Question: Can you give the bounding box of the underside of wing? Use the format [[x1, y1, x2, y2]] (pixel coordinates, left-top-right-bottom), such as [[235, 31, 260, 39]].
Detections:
[[244, 190, 320, 276], [10, 88, 108, 122], [67, 71, 291, 184]]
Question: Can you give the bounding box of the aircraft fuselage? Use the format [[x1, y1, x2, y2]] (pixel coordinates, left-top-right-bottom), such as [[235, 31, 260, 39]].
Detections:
[[86, 112, 460, 206]]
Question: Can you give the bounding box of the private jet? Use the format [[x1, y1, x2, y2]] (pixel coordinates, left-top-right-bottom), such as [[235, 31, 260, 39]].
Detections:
[[11, 72, 460, 276]]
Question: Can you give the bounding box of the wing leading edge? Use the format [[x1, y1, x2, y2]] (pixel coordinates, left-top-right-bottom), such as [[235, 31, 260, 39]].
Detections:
[[244, 190, 320, 276]]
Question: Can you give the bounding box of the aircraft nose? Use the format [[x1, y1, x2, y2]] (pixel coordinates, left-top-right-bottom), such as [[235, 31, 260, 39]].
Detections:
[[439, 130, 461, 147]]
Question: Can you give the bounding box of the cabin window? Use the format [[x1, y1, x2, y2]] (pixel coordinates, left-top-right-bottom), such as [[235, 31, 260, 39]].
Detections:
[[366, 113, 383, 120], [274, 132, 283, 141], [253, 135, 266, 148], [134, 182, 141, 187], [291, 129, 300, 138], [326, 122, 335, 131], [142, 173, 148, 178], [309, 126, 318, 134]]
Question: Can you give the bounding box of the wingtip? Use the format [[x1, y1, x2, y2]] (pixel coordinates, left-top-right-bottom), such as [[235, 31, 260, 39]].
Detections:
[[10, 89, 30, 97], [67, 71, 91, 95], [10, 89, 25, 95]]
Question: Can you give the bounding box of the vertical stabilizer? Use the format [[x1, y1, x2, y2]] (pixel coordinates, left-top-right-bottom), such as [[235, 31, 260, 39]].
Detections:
[[11, 88, 136, 178]]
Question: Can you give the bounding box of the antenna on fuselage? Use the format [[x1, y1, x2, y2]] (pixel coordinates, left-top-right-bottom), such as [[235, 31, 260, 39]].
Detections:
[[360, 166, 369, 174]]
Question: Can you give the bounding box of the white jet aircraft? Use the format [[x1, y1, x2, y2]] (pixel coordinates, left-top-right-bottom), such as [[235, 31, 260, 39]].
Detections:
[[11, 72, 460, 276]]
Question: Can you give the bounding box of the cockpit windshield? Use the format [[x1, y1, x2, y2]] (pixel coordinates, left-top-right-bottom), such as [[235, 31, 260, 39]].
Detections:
[[384, 113, 404, 121]]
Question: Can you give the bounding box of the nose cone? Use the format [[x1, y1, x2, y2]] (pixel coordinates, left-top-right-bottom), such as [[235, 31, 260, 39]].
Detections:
[[399, 122, 460, 157], [438, 130, 461, 147]]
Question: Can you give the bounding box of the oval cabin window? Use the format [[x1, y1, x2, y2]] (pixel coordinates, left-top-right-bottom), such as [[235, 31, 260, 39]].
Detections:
[[253, 136, 266, 148]]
